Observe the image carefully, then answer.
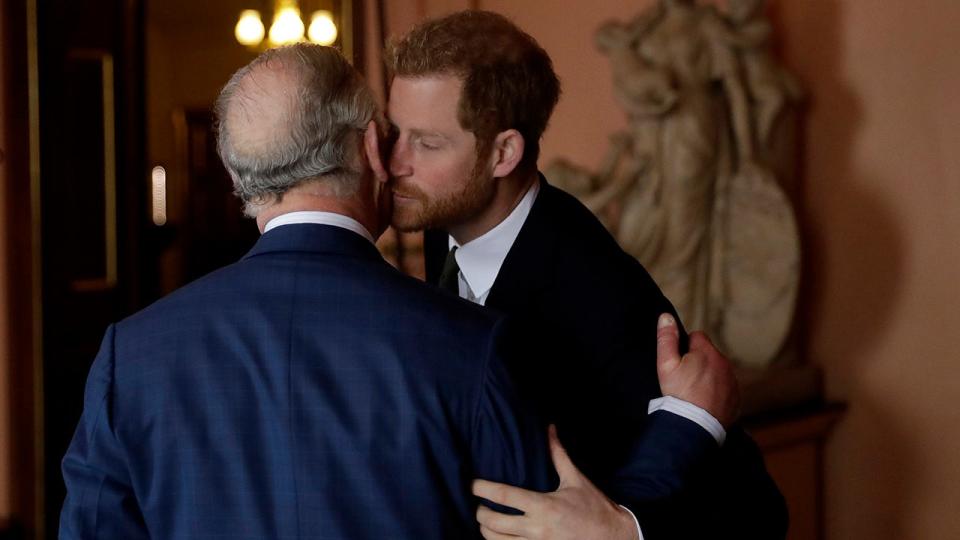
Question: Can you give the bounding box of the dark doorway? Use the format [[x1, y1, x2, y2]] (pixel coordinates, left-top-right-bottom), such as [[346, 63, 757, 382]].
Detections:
[[36, 0, 152, 536]]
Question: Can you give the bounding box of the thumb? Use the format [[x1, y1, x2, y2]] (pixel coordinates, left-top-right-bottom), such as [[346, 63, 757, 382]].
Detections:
[[548, 425, 583, 488], [687, 330, 716, 356], [656, 313, 682, 378]]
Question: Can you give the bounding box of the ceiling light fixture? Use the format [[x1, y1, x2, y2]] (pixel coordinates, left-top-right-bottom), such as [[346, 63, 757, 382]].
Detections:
[[235, 1, 338, 49]]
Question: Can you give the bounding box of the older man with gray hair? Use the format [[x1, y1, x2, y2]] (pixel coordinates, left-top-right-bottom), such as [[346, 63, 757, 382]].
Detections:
[[216, 43, 383, 218], [59, 43, 555, 540]]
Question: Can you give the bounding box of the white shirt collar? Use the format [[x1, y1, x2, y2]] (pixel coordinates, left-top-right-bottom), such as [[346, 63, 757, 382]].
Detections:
[[450, 179, 540, 304], [263, 211, 376, 244]]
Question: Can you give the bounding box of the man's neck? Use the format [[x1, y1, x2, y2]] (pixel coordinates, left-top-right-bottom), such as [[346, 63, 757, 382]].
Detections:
[[255, 190, 377, 237], [448, 170, 538, 245]]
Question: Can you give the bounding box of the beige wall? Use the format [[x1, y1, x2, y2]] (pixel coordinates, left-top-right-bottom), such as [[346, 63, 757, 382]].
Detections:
[[479, 0, 640, 169], [387, 0, 960, 537], [774, 1, 960, 538]]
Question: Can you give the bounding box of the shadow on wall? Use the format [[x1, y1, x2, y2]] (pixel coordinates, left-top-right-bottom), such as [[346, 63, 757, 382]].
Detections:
[[833, 391, 916, 538], [771, 0, 911, 536]]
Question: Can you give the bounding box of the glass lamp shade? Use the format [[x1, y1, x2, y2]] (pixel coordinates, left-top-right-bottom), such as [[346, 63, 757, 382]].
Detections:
[[269, 6, 306, 45], [308, 10, 338, 45], [235, 10, 266, 46]]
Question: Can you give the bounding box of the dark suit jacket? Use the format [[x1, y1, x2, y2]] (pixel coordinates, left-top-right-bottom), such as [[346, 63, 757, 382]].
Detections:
[[60, 223, 555, 540], [425, 178, 788, 539]]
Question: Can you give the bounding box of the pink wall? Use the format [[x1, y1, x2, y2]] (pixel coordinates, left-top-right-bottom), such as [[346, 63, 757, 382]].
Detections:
[[386, 0, 960, 537], [479, 0, 641, 169], [774, 1, 960, 537]]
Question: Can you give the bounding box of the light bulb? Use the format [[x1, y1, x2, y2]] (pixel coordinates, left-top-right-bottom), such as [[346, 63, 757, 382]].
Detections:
[[269, 6, 305, 46], [235, 10, 265, 47], [308, 10, 338, 46]]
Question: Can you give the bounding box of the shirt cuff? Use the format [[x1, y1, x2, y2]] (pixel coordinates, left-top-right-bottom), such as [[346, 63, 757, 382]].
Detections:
[[619, 505, 644, 540], [648, 396, 726, 446]]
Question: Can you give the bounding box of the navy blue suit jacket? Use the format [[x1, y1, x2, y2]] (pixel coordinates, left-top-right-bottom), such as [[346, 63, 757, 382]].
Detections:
[[425, 179, 787, 539], [60, 223, 555, 539]]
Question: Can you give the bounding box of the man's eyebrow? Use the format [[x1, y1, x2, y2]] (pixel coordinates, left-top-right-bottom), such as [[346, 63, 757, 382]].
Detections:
[[408, 128, 450, 140], [386, 121, 451, 141]]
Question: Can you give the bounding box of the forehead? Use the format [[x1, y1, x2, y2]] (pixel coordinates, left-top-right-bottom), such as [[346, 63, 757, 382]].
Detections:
[[387, 75, 465, 129]]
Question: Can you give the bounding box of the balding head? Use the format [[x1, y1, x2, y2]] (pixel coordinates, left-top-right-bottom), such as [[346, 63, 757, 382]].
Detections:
[[223, 57, 301, 162], [215, 44, 379, 216]]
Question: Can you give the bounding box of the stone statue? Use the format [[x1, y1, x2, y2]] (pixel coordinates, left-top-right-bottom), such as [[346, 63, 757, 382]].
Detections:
[[707, 0, 803, 150], [548, 0, 801, 368]]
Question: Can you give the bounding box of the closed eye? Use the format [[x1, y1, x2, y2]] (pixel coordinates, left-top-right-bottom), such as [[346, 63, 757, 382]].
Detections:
[[414, 135, 446, 150]]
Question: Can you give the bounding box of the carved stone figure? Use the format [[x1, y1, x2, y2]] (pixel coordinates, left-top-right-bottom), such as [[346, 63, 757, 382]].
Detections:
[[547, 0, 801, 367], [709, 0, 803, 150]]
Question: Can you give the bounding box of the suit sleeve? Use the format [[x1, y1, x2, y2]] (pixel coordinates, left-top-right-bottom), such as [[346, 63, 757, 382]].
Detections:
[[610, 410, 717, 503], [59, 325, 150, 540], [554, 258, 787, 538], [619, 423, 788, 540], [470, 319, 558, 511], [602, 373, 787, 538]]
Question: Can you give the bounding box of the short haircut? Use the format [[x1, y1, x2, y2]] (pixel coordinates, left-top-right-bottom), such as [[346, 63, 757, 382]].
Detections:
[[385, 10, 561, 174], [215, 44, 377, 216]]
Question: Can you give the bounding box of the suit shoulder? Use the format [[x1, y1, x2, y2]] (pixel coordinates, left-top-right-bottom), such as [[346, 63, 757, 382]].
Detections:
[[537, 183, 661, 294], [384, 268, 506, 333], [529, 183, 678, 342], [536, 184, 632, 268], [116, 261, 246, 332]]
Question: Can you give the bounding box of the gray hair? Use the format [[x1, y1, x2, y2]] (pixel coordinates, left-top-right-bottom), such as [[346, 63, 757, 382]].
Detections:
[[214, 44, 378, 216]]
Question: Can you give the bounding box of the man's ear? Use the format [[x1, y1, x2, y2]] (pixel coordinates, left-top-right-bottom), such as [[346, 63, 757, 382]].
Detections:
[[490, 129, 525, 179], [363, 120, 388, 183]]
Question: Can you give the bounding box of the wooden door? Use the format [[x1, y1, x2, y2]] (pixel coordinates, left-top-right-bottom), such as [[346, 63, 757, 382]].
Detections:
[[36, 0, 152, 537]]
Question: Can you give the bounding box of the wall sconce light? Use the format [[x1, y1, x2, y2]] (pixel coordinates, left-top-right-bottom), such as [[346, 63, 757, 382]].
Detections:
[[235, 1, 338, 49]]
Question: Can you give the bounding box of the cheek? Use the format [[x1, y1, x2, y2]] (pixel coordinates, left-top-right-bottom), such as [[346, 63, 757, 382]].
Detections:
[[414, 155, 475, 197]]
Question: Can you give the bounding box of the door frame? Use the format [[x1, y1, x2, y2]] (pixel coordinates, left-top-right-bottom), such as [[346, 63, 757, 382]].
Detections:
[[2, 0, 44, 536]]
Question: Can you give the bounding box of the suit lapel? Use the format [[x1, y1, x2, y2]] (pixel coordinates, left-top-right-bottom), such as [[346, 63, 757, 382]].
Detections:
[[485, 177, 560, 310], [422, 175, 562, 308]]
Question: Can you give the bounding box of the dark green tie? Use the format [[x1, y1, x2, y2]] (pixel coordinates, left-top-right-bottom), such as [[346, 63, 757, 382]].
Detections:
[[439, 247, 460, 295]]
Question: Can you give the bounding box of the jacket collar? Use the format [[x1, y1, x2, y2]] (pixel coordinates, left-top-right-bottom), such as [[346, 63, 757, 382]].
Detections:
[[243, 222, 385, 263], [486, 175, 559, 306], [425, 173, 564, 308]]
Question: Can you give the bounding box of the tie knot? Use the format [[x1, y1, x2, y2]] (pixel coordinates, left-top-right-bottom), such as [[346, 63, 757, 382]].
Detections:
[[439, 247, 460, 295]]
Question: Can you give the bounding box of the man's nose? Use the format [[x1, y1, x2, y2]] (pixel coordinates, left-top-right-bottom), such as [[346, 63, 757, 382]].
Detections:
[[389, 140, 411, 178]]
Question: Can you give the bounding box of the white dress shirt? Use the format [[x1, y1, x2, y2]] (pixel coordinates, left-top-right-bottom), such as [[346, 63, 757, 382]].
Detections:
[[446, 179, 726, 540], [448, 179, 540, 305], [264, 210, 375, 244]]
